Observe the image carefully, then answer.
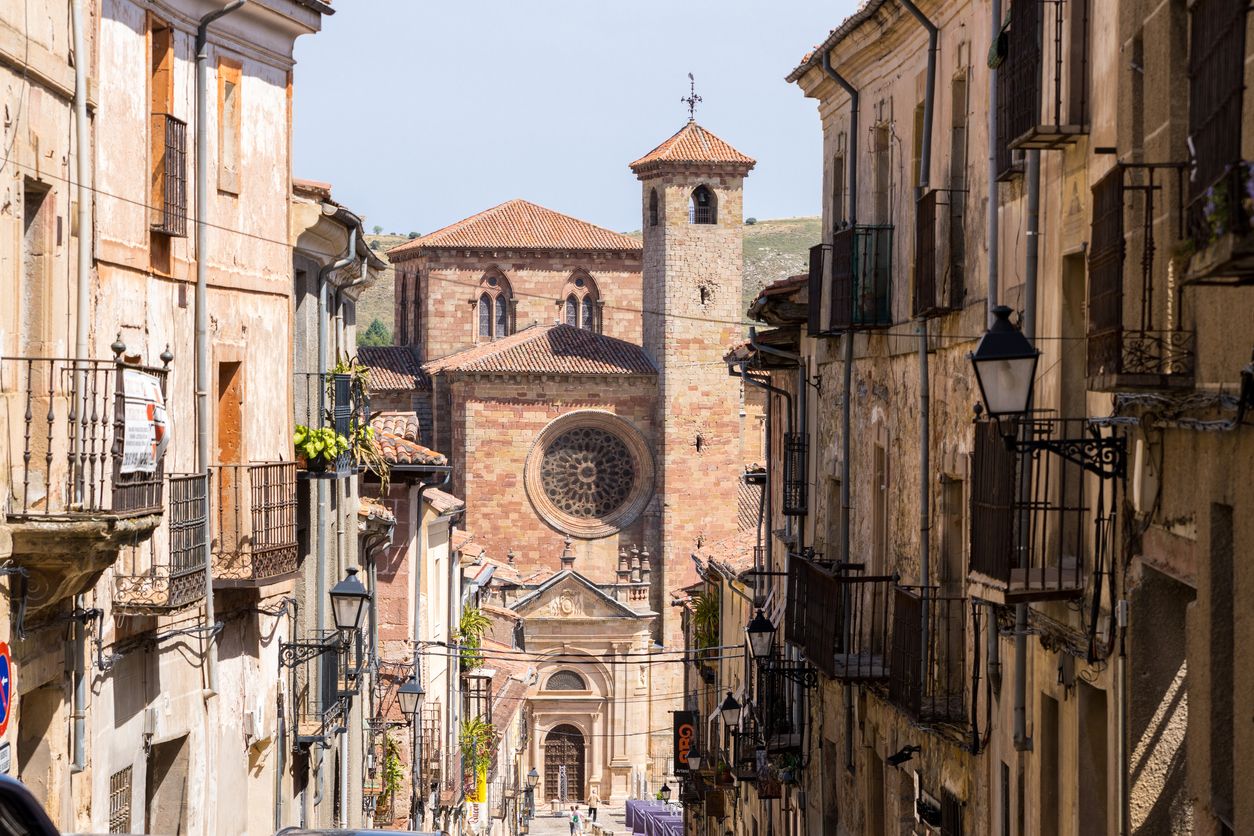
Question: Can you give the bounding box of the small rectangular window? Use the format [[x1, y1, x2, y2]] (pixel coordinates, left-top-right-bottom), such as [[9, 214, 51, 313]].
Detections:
[[109, 766, 132, 833], [217, 58, 242, 194]]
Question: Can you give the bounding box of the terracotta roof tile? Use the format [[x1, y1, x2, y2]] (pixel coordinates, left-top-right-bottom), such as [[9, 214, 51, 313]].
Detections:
[[372, 410, 420, 442], [387, 199, 641, 257], [376, 431, 446, 467], [697, 527, 758, 575], [424, 488, 465, 515], [785, 0, 891, 83], [629, 121, 755, 174], [357, 345, 428, 392], [424, 324, 656, 377], [451, 529, 479, 555]]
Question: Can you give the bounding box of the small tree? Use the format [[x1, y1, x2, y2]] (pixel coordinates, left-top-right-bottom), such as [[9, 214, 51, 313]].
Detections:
[[358, 318, 392, 347], [408, 231, 420, 239], [372, 224, 383, 235]]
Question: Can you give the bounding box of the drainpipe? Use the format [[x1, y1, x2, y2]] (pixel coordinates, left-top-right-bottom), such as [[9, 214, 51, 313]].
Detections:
[[1014, 149, 1042, 753], [988, 0, 1002, 325], [196, 0, 246, 700], [69, 0, 91, 776], [819, 48, 860, 775], [749, 328, 805, 553]]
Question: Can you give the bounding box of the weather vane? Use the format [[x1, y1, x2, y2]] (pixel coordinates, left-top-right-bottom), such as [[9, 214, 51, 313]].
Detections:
[[681, 73, 702, 122]]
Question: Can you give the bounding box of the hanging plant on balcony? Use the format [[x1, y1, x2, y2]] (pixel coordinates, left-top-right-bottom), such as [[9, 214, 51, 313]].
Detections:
[[456, 605, 492, 672], [691, 590, 720, 663], [459, 716, 497, 795], [773, 753, 801, 785], [294, 424, 349, 472], [375, 730, 405, 822], [329, 356, 391, 487]]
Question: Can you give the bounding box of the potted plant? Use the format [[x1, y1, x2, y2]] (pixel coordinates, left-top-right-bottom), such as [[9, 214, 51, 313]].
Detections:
[[294, 424, 348, 472], [776, 753, 801, 785]]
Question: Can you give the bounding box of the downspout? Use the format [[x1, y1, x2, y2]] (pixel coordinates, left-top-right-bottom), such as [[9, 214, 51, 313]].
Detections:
[[196, 0, 247, 699], [819, 49, 860, 772], [901, 0, 938, 692], [750, 328, 805, 553], [69, 0, 90, 776], [988, 0, 1002, 325], [1014, 149, 1042, 753]]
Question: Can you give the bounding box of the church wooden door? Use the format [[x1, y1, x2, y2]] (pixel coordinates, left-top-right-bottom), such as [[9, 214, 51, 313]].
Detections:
[[544, 724, 585, 802]]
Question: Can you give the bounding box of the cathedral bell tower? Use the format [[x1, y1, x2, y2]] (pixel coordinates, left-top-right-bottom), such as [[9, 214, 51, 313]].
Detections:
[[628, 119, 755, 646]]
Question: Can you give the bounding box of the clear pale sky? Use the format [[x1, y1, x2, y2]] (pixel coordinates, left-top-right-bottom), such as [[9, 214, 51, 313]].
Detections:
[[292, 1, 858, 236]]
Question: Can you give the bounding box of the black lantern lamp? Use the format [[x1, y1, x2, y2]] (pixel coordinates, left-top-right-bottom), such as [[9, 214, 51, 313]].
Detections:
[[969, 305, 1040, 424], [745, 609, 776, 660], [719, 692, 742, 728], [397, 675, 425, 719], [688, 752, 702, 771], [330, 566, 370, 634], [526, 767, 539, 790], [659, 782, 673, 803]]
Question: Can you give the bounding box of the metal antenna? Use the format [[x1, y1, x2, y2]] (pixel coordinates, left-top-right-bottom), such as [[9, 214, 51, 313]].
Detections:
[[681, 72, 702, 122]]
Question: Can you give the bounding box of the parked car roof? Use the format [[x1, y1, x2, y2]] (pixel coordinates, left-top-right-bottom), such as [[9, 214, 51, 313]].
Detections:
[[275, 830, 443, 836]]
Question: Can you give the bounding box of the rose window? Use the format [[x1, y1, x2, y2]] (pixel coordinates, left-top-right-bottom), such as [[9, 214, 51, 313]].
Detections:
[[539, 427, 636, 519]]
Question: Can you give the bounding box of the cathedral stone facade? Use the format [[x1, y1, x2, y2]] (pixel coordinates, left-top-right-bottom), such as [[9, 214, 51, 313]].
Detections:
[[366, 121, 759, 802]]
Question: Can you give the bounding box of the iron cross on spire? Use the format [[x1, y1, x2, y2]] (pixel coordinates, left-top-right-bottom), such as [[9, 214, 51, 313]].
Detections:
[[681, 73, 702, 121]]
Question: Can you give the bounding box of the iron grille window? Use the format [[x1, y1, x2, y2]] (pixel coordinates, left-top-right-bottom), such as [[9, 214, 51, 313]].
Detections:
[[463, 674, 491, 722], [782, 432, 807, 516], [830, 225, 893, 331], [913, 190, 964, 317], [211, 462, 298, 583], [150, 113, 187, 236], [1188, 0, 1246, 202], [756, 661, 807, 751], [108, 766, 132, 833], [169, 473, 208, 577]]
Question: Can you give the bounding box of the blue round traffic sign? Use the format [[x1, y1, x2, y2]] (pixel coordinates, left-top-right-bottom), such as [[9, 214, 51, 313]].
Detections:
[[0, 643, 13, 737]]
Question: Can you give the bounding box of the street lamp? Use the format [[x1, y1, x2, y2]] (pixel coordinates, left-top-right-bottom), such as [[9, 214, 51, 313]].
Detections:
[[398, 675, 425, 719], [526, 767, 539, 790], [688, 752, 702, 771], [968, 305, 1040, 422], [524, 767, 538, 821], [745, 609, 775, 660], [719, 692, 742, 728], [658, 782, 672, 803], [330, 566, 371, 634]]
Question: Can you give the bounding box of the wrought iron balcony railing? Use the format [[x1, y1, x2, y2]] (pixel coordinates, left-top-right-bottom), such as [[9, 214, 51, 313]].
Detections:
[[969, 418, 1120, 603], [1001, 0, 1089, 151], [830, 225, 893, 331], [1, 354, 169, 519], [785, 557, 895, 681], [888, 587, 968, 726], [150, 113, 187, 237], [913, 189, 965, 317], [113, 473, 208, 614], [295, 371, 370, 478], [1087, 165, 1195, 390], [210, 461, 298, 585], [755, 659, 809, 753]]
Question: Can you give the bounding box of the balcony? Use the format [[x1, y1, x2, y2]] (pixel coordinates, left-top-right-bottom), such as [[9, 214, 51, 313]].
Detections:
[[294, 371, 370, 479], [210, 462, 299, 586], [888, 588, 968, 727], [913, 189, 965, 317], [830, 225, 893, 331], [287, 632, 359, 749], [755, 659, 808, 753], [785, 557, 895, 681], [1184, 0, 1253, 279], [150, 113, 187, 237], [969, 419, 1120, 604], [1, 353, 170, 617], [1087, 165, 1195, 390], [781, 432, 807, 516], [113, 473, 208, 615], [1002, 0, 1089, 151]]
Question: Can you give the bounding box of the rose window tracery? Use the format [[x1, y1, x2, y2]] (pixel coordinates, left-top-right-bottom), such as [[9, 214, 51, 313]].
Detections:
[[539, 428, 636, 519]]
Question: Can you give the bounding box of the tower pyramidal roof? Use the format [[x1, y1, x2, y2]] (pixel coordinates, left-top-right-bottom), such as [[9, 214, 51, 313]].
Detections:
[[629, 121, 756, 176]]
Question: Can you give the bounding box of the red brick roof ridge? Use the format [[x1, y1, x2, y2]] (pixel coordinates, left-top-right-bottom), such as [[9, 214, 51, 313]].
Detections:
[[629, 121, 756, 172], [386, 198, 642, 257]]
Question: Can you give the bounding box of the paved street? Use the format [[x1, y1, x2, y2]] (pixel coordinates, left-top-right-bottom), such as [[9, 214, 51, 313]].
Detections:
[[525, 805, 629, 836]]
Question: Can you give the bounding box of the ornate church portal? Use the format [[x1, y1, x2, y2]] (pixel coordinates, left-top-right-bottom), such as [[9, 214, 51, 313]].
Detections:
[[544, 725, 585, 802]]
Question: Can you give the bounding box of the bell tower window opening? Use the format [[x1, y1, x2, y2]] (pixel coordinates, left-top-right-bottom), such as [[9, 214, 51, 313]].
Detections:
[[689, 185, 716, 224], [649, 188, 659, 226]]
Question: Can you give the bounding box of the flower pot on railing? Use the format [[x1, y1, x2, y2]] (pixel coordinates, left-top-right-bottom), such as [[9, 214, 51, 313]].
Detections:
[[294, 425, 348, 474]]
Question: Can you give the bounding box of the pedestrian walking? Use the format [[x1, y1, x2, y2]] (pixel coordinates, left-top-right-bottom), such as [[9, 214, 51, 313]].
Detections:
[[588, 789, 599, 822], [569, 805, 579, 835]]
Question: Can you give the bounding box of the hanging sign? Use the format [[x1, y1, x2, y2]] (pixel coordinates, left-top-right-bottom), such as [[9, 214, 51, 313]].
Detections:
[[673, 710, 695, 774], [120, 369, 169, 474]]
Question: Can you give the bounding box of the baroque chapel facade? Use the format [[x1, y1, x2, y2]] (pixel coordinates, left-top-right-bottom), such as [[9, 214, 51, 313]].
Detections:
[[366, 121, 762, 803]]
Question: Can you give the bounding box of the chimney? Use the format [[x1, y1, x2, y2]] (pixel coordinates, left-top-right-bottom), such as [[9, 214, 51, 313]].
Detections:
[[560, 536, 576, 571]]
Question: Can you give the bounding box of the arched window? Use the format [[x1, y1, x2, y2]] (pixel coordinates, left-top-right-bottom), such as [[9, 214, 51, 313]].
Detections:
[[478, 293, 492, 339], [689, 185, 716, 224], [649, 188, 659, 227], [476, 272, 513, 341], [546, 670, 587, 691], [581, 296, 595, 331], [565, 295, 579, 327]]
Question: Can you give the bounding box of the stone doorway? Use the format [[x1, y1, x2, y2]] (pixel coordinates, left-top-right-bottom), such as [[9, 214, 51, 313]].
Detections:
[[544, 724, 585, 803]]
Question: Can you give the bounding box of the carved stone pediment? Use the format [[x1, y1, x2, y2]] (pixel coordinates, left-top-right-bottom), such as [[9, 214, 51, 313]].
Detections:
[[511, 572, 643, 620]]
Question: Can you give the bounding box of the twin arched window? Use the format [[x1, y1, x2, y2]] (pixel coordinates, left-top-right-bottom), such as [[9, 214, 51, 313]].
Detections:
[[477, 272, 512, 341], [562, 273, 599, 332], [689, 185, 716, 224]]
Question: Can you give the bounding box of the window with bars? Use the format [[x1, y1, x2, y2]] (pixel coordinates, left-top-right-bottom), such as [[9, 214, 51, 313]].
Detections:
[[109, 766, 132, 833], [689, 185, 716, 224]]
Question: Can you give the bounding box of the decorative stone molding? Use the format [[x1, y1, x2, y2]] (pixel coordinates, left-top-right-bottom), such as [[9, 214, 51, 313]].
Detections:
[[524, 410, 654, 539]]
